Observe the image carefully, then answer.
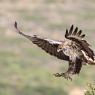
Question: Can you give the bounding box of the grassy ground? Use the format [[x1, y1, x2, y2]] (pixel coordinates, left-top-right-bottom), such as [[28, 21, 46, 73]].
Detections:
[[0, 0, 95, 95]]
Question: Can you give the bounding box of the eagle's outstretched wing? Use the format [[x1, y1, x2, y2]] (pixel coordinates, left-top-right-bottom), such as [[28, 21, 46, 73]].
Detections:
[[65, 25, 94, 60], [14, 22, 69, 61]]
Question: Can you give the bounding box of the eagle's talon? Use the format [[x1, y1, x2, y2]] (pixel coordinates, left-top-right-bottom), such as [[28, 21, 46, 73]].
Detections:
[[61, 73, 72, 81], [53, 73, 62, 77], [53, 73, 72, 80]]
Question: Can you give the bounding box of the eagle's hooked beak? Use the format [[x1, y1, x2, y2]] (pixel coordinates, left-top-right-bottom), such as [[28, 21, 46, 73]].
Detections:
[[57, 48, 62, 52], [57, 45, 63, 52]]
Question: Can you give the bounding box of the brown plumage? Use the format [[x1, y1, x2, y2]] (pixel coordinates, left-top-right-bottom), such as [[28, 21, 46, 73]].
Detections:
[[14, 22, 69, 61], [65, 25, 94, 60], [14, 22, 95, 80]]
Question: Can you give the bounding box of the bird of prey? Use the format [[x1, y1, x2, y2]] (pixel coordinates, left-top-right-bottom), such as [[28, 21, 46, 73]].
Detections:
[[14, 21, 95, 80]]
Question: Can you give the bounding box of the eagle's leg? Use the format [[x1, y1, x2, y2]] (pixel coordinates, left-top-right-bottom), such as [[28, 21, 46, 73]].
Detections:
[[60, 58, 82, 78], [54, 62, 74, 80], [58, 59, 82, 80]]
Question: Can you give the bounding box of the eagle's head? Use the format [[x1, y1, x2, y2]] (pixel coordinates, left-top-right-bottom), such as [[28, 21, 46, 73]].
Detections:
[[57, 41, 70, 52]]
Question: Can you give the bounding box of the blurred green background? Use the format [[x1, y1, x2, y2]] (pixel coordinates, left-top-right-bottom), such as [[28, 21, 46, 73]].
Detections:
[[0, 0, 95, 95]]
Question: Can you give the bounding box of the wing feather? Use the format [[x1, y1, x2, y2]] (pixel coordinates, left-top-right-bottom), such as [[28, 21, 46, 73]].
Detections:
[[73, 27, 78, 35], [65, 25, 94, 60], [32, 36, 69, 60], [69, 25, 73, 35], [14, 22, 69, 61], [80, 34, 85, 38], [74, 58, 82, 74], [77, 30, 82, 36]]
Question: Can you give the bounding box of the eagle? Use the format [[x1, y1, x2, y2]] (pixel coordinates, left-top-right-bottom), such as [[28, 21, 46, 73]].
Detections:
[[14, 21, 95, 80]]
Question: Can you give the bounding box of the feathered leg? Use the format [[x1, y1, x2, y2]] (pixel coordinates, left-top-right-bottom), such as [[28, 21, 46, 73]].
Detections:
[[54, 58, 82, 80], [54, 61, 74, 80]]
